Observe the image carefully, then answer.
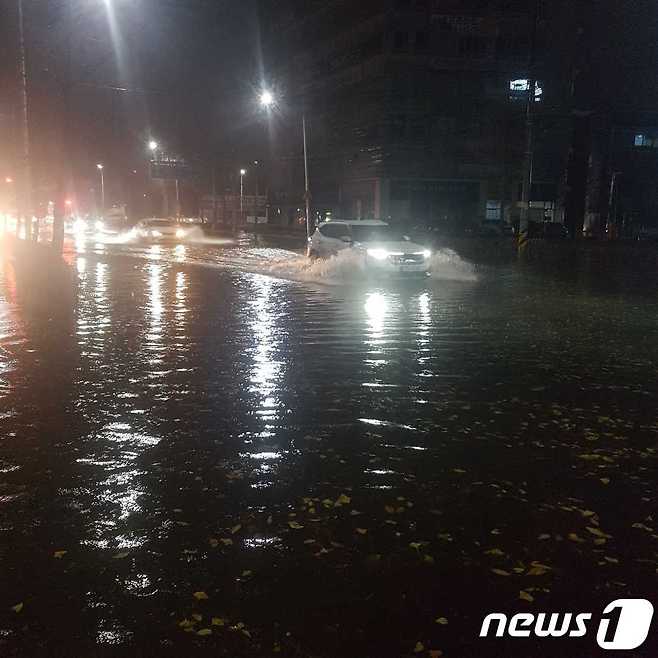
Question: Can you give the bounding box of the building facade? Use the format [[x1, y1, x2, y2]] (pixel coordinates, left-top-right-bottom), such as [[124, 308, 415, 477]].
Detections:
[[259, 0, 558, 231]]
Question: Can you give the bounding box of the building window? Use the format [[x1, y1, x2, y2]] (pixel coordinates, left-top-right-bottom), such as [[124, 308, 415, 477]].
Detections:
[[415, 31, 428, 52], [486, 200, 502, 221], [394, 31, 409, 52], [509, 79, 543, 102], [634, 134, 654, 147]]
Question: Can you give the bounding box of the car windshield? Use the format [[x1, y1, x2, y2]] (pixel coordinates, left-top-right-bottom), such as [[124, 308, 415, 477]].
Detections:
[[350, 226, 406, 243]]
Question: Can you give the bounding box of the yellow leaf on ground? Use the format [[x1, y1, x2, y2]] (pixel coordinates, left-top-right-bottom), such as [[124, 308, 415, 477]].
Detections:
[[11, 603, 23, 613], [484, 548, 505, 557], [241, 570, 252, 577], [586, 527, 608, 538], [197, 628, 212, 636], [384, 505, 396, 514], [568, 533, 586, 544], [220, 538, 233, 547], [600, 478, 610, 485], [435, 617, 449, 625], [192, 613, 203, 622], [112, 551, 130, 559], [335, 494, 351, 506], [53, 550, 67, 559], [211, 617, 225, 626], [193, 591, 209, 601], [519, 590, 534, 603], [209, 538, 219, 548], [414, 641, 425, 653], [356, 528, 368, 535], [231, 524, 242, 535], [288, 521, 304, 529], [178, 618, 194, 629], [409, 542, 422, 550], [491, 568, 511, 576]]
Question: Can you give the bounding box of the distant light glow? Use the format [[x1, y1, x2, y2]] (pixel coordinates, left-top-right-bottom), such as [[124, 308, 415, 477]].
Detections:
[[148, 140, 158, 151], [260, 90, 274, 107], [96, 163, 104, 170], [240, 169, 247, 176], [5, 177, 13, 184]]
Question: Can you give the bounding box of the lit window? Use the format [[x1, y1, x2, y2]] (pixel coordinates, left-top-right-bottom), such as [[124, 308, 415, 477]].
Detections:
[[509, 79, 543, 101], [635, 134, 650, 147], [486, 200, 502, 221]]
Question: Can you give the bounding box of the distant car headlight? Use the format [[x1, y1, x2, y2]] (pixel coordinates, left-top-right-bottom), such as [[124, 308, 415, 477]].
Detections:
[[175, 228, 186, 239], [95, 220, 104, 232], [367, 248, 389, 260], [73, 219, 86, 235], [151, 230, 162, 237], [422, 249, 432, 259]]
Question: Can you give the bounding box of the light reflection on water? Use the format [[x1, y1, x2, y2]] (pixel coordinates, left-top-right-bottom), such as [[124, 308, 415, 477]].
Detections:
[[4, 238, 658, 653]]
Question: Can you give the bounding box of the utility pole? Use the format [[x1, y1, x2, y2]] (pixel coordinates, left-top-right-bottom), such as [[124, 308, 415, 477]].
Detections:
[[17, 0, 32, 241], [519, 0, 540, 252], [302, 113, 311, 239]]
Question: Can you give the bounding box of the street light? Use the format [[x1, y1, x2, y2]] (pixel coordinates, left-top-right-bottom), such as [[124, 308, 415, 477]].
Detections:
[[148, 140, 158, 152], [240, 168, 247, 225], [260, 90, 274, 108], [5, 177, 13, 184], [96, 163, 105, 216], [259, 89, 312, 239]]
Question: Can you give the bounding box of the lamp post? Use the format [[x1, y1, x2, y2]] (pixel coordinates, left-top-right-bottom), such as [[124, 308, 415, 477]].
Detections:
[[259, 90, 312, 240], [96, 164, 105, 216], [239, 168, 246, 226]]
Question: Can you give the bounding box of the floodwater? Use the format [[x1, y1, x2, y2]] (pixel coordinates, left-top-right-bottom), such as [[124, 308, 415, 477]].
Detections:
[[1, 234, 658, 657]]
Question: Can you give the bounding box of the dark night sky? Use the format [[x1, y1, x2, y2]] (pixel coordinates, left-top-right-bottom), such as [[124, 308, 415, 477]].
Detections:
[[0, 0, 263, 203]]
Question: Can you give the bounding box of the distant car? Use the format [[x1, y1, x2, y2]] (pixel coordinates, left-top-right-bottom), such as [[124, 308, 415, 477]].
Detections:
[[307, 220, 432, 275], [134, 218, 189, 241]]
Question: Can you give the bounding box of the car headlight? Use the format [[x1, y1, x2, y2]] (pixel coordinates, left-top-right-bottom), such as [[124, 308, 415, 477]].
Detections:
[[422, 249, 432, 259], [151, 230, 162, 237], [175, 228, 186, 239], [95, 220, 104, 232], [367, 248, 389, 260], [73, 219, 86, 235]]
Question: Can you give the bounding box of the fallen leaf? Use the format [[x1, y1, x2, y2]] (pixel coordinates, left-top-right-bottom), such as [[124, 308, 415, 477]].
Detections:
[[586, 527, 608, 538], [11, 603, 23, 613], [335, 494, 351, 506], [178, 618, 194, 629], [484, 548, 505, 557], [220, 538, 233, 547], [193, 591, 209, 601], [491, 568, 511, 577], [356, 528, 368, 535], [568, 533, 586, 544], [519, 590, 534, 603], [197, 628, 212, 636], [211, 617, 225, 626], [288, 521, 304, 530], [112, 551, 130, 560], [230, 524, 242, 535], [409, 542, 422, 551], [192, 613, 203, 622], [303, 539, 316, 545], [600, 478, 610, 485], [384, 505, 396, 514], [414, 641, 425, 653], [435, 617, 448, 625], [241, 570, 252, 578], [53, 550, 67, 559]]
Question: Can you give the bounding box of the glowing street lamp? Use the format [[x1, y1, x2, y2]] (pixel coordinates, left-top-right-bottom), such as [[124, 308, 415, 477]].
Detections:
[[239, 168, 247, 223], [148, 140, 158, 152], [5, 177, 13, 184], [258, 88, 312, 239], [96, 163, 105, 215], [259, 90, 274, 108]]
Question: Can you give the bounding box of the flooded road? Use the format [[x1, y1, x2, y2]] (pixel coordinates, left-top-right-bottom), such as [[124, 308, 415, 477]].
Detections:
[[1, 234, 658, 657]]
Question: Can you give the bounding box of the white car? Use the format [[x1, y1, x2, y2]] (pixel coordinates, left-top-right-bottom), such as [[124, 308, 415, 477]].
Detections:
[[307, 220, 432, 275], [134, 218, 189, 241]]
